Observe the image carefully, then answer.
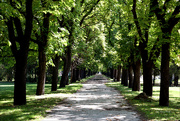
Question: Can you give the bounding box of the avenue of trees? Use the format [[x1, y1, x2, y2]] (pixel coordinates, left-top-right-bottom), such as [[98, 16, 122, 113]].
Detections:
[[0, 0, 179, 107]]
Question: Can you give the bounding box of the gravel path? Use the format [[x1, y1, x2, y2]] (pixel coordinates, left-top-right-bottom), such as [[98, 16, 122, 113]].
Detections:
[[42, 74, 143, 121]]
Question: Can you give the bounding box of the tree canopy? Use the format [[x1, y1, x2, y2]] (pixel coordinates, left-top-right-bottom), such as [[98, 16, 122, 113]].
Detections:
[[0, 0, 179, 106]]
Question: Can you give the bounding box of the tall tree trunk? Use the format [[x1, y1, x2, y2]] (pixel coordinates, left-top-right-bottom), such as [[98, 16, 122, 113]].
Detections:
[[60, 46, 71, 88], [113, 69, 117, 81], [6, 0, 33, 105], [36, 11, 50, 95], [110, 68, 113, 79], [160, 43, 170, 106], [132, 58, 141, 91], [142, 61, 153, 96], [80, 68, 86, 79], [71, 68, 77, 83], [51, 55, 60, 91], [76, 68, 81, 81], [14, 49, 28, 105], [36, 46, 46, 95], [117, 65, 121, 82], [122, 68, 128, 86], [128, 65, 133, 88]]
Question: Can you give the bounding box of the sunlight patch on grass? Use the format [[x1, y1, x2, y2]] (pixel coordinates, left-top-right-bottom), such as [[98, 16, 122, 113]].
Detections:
[[106, 82, 180, 120], [0, 76, 91, 121]]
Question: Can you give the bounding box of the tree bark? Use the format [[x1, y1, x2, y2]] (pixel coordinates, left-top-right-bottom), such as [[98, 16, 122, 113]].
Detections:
[[80, 68, 86, 79], [132, 58, 141, 91], [128, 65, 133, 88], [121, 68, 128, 86], [142, 60, 153, 96], [160, 43, 170, 106], [14, 49, 28, 105], [76, 68, 81, 81], [51, 55, 60, 91], [36, 11, 50, 95], [71, 68, 77, 83], [117, 65, 121, 81], [60, 46, 71, 88], [36, 46, 46, 95], [110, 68, 113, 79], [113, 69, 117, 81]]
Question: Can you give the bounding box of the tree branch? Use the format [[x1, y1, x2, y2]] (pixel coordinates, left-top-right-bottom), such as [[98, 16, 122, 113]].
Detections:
[[6, 17, 17, 57], [80, 0, 85, 7], [132, 0, 144, 41], [163, 0, 171, 12], [151, 0, 166, 25], [30, 38, 41, 45], [168, 4, 180, 30], [149, 37, 161, 61], [14, 17, 23, 39], [80, 0, 101, 26], [24, 0, 33, 40]]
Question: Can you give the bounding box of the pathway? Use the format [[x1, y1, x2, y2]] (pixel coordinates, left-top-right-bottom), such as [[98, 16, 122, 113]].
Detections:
[[42, 74, 143, 121]]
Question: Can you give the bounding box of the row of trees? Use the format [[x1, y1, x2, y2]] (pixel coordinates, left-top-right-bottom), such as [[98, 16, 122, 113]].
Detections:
[[0, 0, 103, 105], [0, 0, 179, 107], [100, 0, 180, 107]]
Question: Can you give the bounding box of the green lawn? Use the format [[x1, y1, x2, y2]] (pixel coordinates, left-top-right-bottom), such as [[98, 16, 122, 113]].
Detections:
[[0, 76, 93, 121], [106, 82, 180, 121]]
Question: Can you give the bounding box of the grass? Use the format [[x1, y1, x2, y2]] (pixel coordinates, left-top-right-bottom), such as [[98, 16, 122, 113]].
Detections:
[[106, 82, 180, 121], [0, 75, 94, 121]]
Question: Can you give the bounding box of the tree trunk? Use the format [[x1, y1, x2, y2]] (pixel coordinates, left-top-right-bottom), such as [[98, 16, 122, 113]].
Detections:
[[65, 76, 69, 85], [128, 65, 133, 88], [80, 68, 86, 79], [113, 69, 117, 81], [71, 68, 77, 83], [110, 68, 113, 79], [76, 68, 80, 81], [159, 43, 170, 106], [14, 51, 28, 105], [36, 11, 50, 95], [174, 75, 179, 86], [60, 46, 71, 88], [122, 68, 128, 86], [117, 65, 121, 82], [51, 55, 60, 91], [36, 46, 46, 95], [132, 58, 141, 91], [142, 60, 153, 96], [6, 0, 33, 105]]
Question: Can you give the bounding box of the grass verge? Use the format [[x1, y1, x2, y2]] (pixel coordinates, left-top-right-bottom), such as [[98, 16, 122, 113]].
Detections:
[[106, 82, 180, 121], [0, 76, 93, 121]]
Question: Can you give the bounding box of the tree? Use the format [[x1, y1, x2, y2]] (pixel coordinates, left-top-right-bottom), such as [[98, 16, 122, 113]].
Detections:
[[151, 0, 179, 106], [33, 0, 51, 95], [51, 55, 61, 91], [1, 0, 33, 105], [57, 0, 101, 87], [132, 0, 161, 96]]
